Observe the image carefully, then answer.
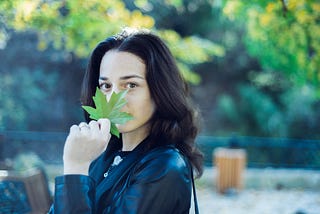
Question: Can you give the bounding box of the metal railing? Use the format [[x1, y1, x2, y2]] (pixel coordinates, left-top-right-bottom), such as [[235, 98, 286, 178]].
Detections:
[[0, 131, 67, 165], [1, 131, 320, 169], [197, 135, 320, 169]]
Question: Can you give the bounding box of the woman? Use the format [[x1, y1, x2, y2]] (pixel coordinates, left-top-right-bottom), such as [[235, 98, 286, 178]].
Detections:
[[50, 29, 203, 213]]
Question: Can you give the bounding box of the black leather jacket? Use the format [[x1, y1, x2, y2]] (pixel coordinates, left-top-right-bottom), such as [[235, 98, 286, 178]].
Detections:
[[50, 137, 192, 213]]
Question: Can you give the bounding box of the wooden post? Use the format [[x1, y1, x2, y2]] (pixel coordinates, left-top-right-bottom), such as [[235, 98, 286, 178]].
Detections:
[[0, 134, 5, 169], [213, 147, 246, 194]]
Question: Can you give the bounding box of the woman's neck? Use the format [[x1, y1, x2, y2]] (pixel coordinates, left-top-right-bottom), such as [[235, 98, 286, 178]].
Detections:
[[121, 126, 150, 151]]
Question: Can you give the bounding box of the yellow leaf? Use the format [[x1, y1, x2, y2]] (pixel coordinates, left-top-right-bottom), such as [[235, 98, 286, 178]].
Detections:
[[259, 14, 272, 27], [223, 1, 242, 20], [311, 3, 320, 12], [266, 2, 277, 13], [287, 0, 299, 10], [296, 10, 312, 24]]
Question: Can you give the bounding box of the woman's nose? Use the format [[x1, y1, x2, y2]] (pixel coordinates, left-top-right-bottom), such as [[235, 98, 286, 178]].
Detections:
[[106, 86, 120, 101]]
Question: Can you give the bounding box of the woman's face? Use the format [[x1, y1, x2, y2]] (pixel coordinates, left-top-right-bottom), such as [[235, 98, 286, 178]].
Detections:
[[99, 50, 155, 136]]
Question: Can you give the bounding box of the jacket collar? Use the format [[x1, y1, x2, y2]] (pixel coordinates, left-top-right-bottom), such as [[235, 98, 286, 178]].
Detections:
[[93, 136, 151, 209]]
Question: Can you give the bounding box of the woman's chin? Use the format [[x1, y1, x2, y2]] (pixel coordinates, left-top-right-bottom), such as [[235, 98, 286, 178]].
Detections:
[[116, 124, 127, 133]]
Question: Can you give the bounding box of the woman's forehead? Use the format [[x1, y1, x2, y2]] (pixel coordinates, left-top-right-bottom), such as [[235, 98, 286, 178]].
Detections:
[[99, 50, 146, 79]]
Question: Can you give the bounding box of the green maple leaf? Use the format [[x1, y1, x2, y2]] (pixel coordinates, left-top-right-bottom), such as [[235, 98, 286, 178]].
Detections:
[[82, 87, 133, 138]]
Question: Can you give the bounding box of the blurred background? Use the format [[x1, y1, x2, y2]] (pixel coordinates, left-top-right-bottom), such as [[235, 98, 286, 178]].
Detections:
[[0, 0, 319, 213]]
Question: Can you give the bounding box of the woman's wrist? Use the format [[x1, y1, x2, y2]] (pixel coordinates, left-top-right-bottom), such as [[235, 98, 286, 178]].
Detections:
[[63, 162, 91, 175]]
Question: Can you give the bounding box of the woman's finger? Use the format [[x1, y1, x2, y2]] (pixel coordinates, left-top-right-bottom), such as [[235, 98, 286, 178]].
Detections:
[[78, 122, 89, 130], [70, 124, 79, 132], [89, 120, 99, 131], [98, 118, 111, 135]]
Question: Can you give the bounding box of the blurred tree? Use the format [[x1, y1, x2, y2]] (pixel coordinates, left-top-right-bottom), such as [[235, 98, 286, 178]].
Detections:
[[0, 0, 224, 84], [214, 0, 320, 138], [0, 0, 154, 57], [0, 68, 58, 130], [222, 0, 320, 90], [152, 0, 320, 139], [1, 0, 319, 140], [132, 0, 225, 83], [0, 30, 89, 131], [0, 0, 224, 131]]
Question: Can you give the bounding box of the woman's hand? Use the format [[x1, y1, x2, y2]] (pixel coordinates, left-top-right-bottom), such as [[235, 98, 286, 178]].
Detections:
[[63, 119, 111, 175]]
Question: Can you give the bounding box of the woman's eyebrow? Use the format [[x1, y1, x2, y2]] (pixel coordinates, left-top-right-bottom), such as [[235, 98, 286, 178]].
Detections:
[[120, 75, 145, 80], [99, 77, 108, 81], [99, 75, 145, 81]]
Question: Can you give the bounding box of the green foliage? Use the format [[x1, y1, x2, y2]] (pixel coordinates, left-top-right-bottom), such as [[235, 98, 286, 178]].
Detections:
[[158, 30, 225, 84], [216, 85, 285, 137], [82, 88, 133, 138], [0, 0, 224, 84], [281, 85, 320, 138], [0, 0, 154, 56], [222, 0, 320, 89], [238, 85, 285, 136], [0, 68, 58, 130], [1, 0, 319, 140], [215, 82, 320, 139]]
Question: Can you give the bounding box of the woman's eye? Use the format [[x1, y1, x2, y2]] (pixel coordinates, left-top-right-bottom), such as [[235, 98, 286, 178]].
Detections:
[[99, 83, 112, 90], [126, 82, 137, 89]]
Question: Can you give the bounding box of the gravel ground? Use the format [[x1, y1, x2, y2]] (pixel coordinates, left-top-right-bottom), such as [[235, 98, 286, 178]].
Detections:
[[46, 165, 320, 213], [195, 188, 320, 214], [192, 168, 320, 214]]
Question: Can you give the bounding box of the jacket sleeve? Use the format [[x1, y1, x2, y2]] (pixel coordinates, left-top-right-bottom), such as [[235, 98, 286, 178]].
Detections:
[[49, 175, 96, 214], [109, 150, 192, 214]]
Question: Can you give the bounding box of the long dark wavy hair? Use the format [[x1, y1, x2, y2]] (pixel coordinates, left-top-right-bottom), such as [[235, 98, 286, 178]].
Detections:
[[81, 29, 203, 177]]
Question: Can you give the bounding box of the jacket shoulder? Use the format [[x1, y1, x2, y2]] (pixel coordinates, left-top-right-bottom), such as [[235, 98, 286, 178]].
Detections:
[[131, 146, 191, 184]]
